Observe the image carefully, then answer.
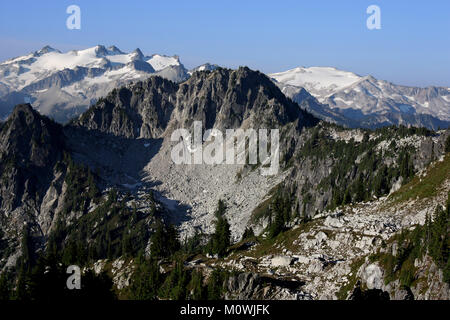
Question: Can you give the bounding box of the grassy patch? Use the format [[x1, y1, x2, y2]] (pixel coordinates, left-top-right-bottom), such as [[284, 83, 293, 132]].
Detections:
[[390, 154, 450, 203], [230, 219, 320, 260], [249, 184, 281, 224], [336, 257, 366, 300]]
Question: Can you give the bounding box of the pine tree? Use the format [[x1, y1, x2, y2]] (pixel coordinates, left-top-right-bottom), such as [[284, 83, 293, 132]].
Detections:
[[150, 222, 165, 258], [207, 269, 225, 300], [0, 272, 10, 300], [269, 209, 284, 238], [166, 224, 180, 255], [150, 222, 180, 259], [242, 227, 255, 241], [129, 256, 161, 300], [190, 270, 205, 300], [342, 188, 352, 205], [160, 260, 188, 300], [208, 200, 231, 257]]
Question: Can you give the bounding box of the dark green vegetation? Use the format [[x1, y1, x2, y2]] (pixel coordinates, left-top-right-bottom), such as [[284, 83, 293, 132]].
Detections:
[[128, 200, 232, 300], [370, 192, 450, 288], [0, 225, 116, 300], [250, 125, 437, 239], [250, 184, 298, 239], [266, 186, 295, 239], [0, 195, 233, 300], [60, 152, 101, 215], [206, 200, 231, 257], [299, 125, 427, 211], [391, 153, 450, 203], [128, 253, 230, 300], [49, 186, 154, 265]]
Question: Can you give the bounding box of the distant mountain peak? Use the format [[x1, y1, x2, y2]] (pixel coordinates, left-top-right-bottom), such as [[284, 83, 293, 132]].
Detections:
[[36, 45, 60, 56], [94, 45, 109, 57], [132, 48, 144, 59], [107, 45, 124, 54], [189, 63, 220, 75]]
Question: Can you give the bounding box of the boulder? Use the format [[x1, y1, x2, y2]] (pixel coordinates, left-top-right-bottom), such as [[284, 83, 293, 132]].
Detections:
[[271, 255, 293, 267]]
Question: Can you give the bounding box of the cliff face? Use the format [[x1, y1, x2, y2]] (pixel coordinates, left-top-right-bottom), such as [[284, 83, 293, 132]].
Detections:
[[74, 76, 178, 139], [0, 104, 67, 267], [0, 104, 64, 212]]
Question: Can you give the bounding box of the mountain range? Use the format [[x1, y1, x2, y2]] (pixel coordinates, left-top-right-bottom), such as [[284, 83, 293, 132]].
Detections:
[[0, 45, 189, 122], [270, 67, 450, 130], [0, 48, 449, 300], [0, 45, 448, 129]]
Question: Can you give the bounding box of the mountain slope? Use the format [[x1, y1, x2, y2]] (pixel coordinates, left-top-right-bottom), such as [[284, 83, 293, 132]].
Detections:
[[215, 154, 450, 300], [70, 67, 318, 239]]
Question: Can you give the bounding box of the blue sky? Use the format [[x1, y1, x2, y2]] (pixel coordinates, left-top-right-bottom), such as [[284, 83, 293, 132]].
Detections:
[[0, 0, 449, 87]]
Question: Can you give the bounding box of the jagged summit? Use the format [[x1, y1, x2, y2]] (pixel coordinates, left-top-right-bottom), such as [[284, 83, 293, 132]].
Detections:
[[74, 66, 318, 139], [9, 102, 35, 115], [0, 103, 63, 203], [36, 45, 60, 56], [132, 48, 144, 60], [107, 45, 124, 54]]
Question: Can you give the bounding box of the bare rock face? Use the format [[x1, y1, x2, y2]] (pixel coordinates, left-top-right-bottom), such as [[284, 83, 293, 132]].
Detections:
[[69, 67, 319, 240], [74, 76, 178, 139], [0, 104, 66, 266], [356, 250, 450, 300], [73, 67, 317, 139], [0, 104, 64, 214], [358, 263, 384, 290]]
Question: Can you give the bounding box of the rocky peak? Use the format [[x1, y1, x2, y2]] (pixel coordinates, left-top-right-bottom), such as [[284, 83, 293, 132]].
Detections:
[[0, 104, 65, 213], [73, 76, 178, 138], [35, 45, 60, 56], [107, 45, 124, 54], [73, 66, 318, 140], [76, 67, 315, 138], [132, 48, 144, 60], [95, 45, 109, 57], [0, 103, 64, 168], [173, 66, 318, 133]]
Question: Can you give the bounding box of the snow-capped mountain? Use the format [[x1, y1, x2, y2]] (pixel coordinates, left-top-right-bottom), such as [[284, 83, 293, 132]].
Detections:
[[270, 67, 450, 129], [0, 45, 189, 122], [188, 63, 220, 75], [1, 45, 448, 129]]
